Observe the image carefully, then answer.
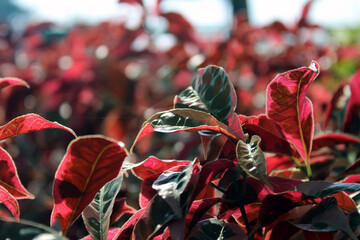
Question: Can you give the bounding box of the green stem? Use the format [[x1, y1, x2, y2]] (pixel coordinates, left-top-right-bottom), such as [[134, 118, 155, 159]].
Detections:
[[296, 76, 313, 181], [305, 156, 313, 180], [289, 157, 308, 175], [290, 156, 312, 180]]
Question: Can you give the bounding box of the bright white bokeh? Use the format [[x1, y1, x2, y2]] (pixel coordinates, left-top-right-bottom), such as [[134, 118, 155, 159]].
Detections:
[[13, 0, 360, 29], [248, 0, 360, 28]]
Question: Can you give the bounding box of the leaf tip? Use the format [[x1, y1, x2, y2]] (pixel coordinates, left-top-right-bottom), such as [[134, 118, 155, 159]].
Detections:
[[309, 60, 319, 73]]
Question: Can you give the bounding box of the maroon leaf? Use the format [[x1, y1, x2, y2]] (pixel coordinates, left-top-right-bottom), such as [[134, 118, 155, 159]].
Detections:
[[110, 198, 136, 225], [51, 135, 127, 234], [247, 176, 302, 201], [219, 203, 261, 228], [269, 220, 333, 240], [266, 61, 320, 161], [0, 147, 34, 199], [312, 133, 360, 151], [111, 209, 145, 240], [291, 197, 356, 239], [162, 12, 196, 42], [0, 185, 19, 220], [132, 156, 191, 180], [187, 198, 221, 231], [322, 83, 347, 130], [0, 77, 29, 91], [344, 70, 360, 132], [239, 114, 299, 157], [257, 192, 313, 226], [193, 159, 235, 199], [296, 0, 315, 29], [0, 114, 76, 141]]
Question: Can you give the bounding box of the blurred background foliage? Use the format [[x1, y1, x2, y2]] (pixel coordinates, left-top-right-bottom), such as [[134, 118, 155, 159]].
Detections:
[[0, 0, 360, 238]]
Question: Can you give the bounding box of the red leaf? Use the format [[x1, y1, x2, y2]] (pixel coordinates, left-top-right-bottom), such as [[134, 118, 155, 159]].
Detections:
[[111, 209, 145, 240], [132, 156, 191, 180], [312, 133, 360, 151], [341, 175, 360, 183], [0, 147, 34, 199], [193, 159, 235, 199], [110, 198, 136, 225], [0, 77, 29, 91], [140, 174, 159, 208], [266, 61, 320, 160], [51, 135, 127, 234], [187, 198, 221, 231], [239, 114, 299, 157], [219, 203, 261, 229], [162, 12, 196, 42], [257, 192, 315, 226], [266, 155, 294, 173], [296, 0, 315, 29], [330, 192, 357, 213], [0, 185, 19, 220], [139, 164, 189, 208], [118, 0, 143, 5], [0, 114, 76, 141], [247, 176, 302, 201]]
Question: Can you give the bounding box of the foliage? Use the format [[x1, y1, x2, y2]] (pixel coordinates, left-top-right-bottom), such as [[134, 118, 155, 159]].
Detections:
[[0, 0, 360, 239], [1, 59, 360, 239]]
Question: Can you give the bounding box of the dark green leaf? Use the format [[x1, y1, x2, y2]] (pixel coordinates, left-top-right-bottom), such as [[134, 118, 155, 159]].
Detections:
[[236, 135, 271, 188], [0, 219, 66, 240], [174, 86, 208, 112], [146, 109, 238, 140], [133, 160, 199, 240], [192, 65, 237, 123], [152, 160, 196, 218], [187, 218, 247, 240], [133, 195, 176, 240], [82, 175, 123, 240]]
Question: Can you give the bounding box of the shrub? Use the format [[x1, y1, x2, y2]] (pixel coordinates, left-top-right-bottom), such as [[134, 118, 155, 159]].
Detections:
[[1, 62, 360, 239]]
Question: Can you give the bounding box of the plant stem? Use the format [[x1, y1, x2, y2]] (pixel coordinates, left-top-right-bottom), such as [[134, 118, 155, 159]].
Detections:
[[209, 182, 235, 198], [290, 157, 309, 178], [305, 156, 313, 180], [230, 171, 252, 239]]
